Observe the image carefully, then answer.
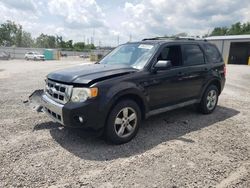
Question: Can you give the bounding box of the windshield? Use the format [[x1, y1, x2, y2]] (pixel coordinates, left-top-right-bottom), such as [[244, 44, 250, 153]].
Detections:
[[99, 43, 157, 69]]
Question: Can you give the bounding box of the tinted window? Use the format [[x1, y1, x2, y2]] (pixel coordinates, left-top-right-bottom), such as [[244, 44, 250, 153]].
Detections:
[[183, 44, 205, 66], [157, 45, 182, 66], [204, 44, 222, 63]]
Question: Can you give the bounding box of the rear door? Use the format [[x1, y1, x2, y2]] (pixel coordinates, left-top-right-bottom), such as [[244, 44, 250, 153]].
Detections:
[[180, 43, 209, 99]]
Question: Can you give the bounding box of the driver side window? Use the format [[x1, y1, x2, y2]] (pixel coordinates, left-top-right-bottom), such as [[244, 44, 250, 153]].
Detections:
[[157, 45, 182, 66]]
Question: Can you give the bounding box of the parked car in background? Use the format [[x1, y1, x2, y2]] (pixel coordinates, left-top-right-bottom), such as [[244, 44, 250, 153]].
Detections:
[[0, 51, 11, 60], [25, 52, 45, 61]]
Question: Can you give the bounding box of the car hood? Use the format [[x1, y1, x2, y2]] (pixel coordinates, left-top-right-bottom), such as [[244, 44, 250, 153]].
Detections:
[[47, 64, 138, 85]]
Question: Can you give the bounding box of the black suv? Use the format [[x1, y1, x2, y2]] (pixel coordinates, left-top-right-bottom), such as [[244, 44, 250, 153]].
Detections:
[[35, 38, 226, 144]]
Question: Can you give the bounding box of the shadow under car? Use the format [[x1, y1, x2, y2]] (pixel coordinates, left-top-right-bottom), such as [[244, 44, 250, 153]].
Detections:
[[33, 105, 239, 161]]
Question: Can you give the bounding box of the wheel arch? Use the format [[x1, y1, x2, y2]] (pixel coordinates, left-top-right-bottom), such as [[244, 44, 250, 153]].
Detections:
[[208, 79, 221, 94], [104, 89, 148, 129], [112, 93, 146, 119], [200, 78, 222, 101]]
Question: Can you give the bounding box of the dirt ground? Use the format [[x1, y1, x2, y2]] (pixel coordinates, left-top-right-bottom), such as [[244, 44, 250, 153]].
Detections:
[[0, 59, 249, 188]]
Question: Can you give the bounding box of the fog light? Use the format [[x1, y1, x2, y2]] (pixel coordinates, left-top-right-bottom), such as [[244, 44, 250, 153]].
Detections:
[[79, 116, 84, 123]]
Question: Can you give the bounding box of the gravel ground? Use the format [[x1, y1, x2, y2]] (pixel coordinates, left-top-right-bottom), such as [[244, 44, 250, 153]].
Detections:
[[0, 59, 249, 188]]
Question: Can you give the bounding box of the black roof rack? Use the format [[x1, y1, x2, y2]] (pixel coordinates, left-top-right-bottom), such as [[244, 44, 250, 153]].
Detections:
[[142, 37, 174, 41], [142, 36, 207, 42]]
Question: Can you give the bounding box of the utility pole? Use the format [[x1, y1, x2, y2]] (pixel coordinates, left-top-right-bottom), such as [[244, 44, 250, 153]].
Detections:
[[92, 28, 95, 45], [117, 35, 119, 46]]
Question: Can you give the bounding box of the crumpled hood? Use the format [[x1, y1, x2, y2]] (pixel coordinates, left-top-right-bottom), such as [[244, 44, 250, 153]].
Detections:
[[47, 64, 138, 85]]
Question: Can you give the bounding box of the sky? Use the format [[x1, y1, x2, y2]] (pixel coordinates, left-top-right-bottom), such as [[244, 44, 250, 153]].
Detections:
[[0, 0, 250, 46]]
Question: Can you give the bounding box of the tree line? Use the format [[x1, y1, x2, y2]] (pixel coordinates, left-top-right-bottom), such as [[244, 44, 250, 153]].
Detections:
[[1, 20, 250, 49], [210, 22, 250, 36], [0, 20, 95, 51]]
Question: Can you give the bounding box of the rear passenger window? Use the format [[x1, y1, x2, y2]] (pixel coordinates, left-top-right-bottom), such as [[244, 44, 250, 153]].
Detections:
[[183, 44, 205, 66], [204, 44, 222, 63]]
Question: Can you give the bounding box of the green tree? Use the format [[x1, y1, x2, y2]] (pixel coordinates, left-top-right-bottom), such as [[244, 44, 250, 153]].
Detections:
[[56, 35, 65, 48], [65, 40, 73, 49], [73, 42, 85, 51], [0, 20, 22, 46], [210, 22, 250, 36], [0, 20, 97, 49], [15, 25, 23, 47], [241, 22, 250, 34], [227, 22, 242, 35], [85, 44, 96, 50], [36, 33, 56, 48], [210, 27, 228, 36], [21, 31, 34, 47]]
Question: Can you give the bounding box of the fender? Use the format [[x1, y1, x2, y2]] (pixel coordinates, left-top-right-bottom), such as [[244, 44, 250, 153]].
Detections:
[[99, 81, 149, 119], [198, 77, 222, 102]]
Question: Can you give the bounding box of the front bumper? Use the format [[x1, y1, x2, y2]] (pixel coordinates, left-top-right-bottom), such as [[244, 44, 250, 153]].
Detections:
[[41, 94, 64, 124], [40, 93, 105, 130]]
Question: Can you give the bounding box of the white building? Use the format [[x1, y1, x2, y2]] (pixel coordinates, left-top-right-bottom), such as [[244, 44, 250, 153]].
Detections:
[[206, 35, 250, 65]]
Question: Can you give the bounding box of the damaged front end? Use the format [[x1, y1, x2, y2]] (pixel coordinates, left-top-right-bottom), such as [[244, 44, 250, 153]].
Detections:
[[25, 89, 44, 112], [25, 89, 64, 125]]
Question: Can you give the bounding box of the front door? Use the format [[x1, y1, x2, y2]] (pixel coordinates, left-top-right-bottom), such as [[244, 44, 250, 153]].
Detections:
[[146, 45, 187, 110]]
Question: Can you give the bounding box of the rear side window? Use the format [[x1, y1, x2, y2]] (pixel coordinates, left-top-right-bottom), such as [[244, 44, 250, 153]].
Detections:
[[204, 44, 222, 63], [183, 44, 205, 66]]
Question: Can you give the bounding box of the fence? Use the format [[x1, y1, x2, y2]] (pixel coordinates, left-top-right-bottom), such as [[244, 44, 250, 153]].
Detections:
[[0, 47, 111, 59]]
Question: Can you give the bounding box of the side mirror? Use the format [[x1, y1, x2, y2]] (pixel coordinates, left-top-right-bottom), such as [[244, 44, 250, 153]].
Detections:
[[154, 60, 172, 70]]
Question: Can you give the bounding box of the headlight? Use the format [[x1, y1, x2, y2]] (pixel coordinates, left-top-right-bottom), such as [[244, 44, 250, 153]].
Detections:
[[71, 87, 98, 102]]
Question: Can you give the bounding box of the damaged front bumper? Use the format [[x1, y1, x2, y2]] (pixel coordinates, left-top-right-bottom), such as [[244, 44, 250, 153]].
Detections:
[[27, 90, 64, 125], [27, 90, 106, 130]]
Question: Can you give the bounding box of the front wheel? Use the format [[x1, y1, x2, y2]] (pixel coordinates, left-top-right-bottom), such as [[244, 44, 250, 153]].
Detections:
[[198, 85, 219, 114], [105, 100, 141, 144]]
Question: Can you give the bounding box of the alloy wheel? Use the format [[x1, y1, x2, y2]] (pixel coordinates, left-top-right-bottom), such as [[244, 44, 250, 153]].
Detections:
[[114, 107, 137, 138], [206, 90, 217, 110]]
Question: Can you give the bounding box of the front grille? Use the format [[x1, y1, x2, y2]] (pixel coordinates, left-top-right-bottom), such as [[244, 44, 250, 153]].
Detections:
[[45, 79, 73, 104]]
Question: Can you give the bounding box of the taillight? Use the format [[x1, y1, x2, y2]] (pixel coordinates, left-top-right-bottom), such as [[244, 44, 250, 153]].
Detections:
[[224, 65, 226, 77]]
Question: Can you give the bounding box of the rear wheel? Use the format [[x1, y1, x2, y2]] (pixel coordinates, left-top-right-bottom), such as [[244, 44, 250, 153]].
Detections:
[[198, 85, 219, 114], [105, 100, 141, 144]]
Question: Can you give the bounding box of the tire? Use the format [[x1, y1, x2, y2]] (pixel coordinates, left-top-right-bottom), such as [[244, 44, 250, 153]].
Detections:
[[198, 85, 219, 114], [105, 99, 141, 144]]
